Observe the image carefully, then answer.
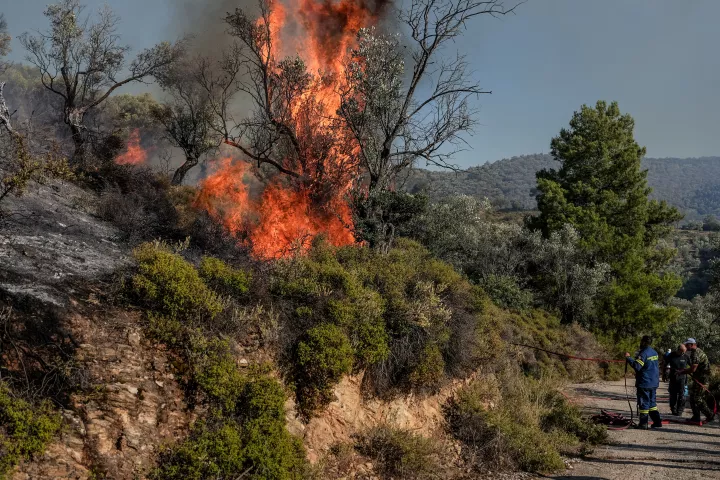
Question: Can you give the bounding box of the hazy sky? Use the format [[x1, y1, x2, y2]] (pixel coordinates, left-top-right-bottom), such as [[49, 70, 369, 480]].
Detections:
[[3, 0, 719, 168]]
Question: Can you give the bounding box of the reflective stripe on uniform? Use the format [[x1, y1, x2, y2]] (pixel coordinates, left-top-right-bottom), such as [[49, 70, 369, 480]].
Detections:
[[639, 409, 649, 414], [649, 406, 658, 411], [636, 359, 645, 366], [647, 355, 658, 361]]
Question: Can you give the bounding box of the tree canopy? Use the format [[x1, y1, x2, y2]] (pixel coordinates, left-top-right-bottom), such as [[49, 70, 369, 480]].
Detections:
[[530, 101, 683, 339]]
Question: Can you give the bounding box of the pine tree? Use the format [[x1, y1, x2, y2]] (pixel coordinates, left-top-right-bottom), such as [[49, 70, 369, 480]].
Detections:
[[530, 101, 682, 339]]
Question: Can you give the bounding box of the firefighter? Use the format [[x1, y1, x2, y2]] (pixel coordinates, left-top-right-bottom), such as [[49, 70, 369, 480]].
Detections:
[[666, 344, 689, 415], [625, 335, 662, 429], [679, 338, 714, 424]]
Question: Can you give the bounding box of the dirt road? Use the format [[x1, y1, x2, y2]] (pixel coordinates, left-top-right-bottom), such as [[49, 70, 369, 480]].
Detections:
[[551, 379, 720, 480]]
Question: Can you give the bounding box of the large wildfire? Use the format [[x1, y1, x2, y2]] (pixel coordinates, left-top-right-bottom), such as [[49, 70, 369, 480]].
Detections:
[[195, 0, 387, 259]]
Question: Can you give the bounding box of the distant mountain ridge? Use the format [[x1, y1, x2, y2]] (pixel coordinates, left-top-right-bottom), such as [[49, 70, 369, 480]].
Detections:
[[405, 154, 720, 219]]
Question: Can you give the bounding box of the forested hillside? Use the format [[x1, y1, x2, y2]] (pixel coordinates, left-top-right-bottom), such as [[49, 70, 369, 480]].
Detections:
[[406, 154, 720, 218]]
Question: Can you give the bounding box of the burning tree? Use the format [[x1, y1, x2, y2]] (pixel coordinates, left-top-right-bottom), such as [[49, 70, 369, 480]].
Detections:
[[201, 0, 360, 204], [19, 0, 186, 165], [196, 0, 520, 257], [195, 0, 374, 258]]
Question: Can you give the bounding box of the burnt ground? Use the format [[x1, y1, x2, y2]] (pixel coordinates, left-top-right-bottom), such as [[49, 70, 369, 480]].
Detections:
[[0, 179, 130, 307], [552, 379, 720, 480]]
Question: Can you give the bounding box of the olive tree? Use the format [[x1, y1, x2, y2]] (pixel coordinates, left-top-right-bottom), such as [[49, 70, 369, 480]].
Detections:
[[339, 0, 521, 248], [19, 0, 186, 164], [152, 58, 218, 185], [0, 14, 10, 74], [404, 195, 609, 322]]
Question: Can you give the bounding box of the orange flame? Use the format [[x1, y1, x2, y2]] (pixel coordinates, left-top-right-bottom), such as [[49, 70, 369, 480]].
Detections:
[[195, 158, 252, 236], [115, 129, 148, 165], [196, 158, 354, 259], [198, 0, 386, 259]]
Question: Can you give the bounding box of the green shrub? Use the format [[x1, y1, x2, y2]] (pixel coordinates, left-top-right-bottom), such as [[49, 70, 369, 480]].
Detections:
[[0, 382, 62, 478], [237, 376, 307, 479], [354, 426, 440, 479], [152, 419, 245, 480], [153, 375, 306, 480], [294, 323, 354, 417], [133, 242, 223, 319], [445, 364, 611, 474], [482, 408, 566, 473], [409, 343, 445, 388], [145, 313, 244, 411], [147, 313, 184, 347], [135, 247, 306, 478], [327, 295, 389, 367], [273, 237, 601, 416], [200, 256, 251, 296], [271, 237, 495, 409], [186, 333, 245, 412], [541, 393, 607, 446], [479, 274, 534, 310], [351, 317, 390, 367], [446, 379, 565, 473]]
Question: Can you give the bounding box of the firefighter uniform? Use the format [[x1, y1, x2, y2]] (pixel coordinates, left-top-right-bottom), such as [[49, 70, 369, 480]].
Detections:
[[627, 346, 661, 428]]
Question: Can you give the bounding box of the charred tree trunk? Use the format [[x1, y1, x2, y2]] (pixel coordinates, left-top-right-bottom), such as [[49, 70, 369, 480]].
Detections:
[[69, 123, 86, 166], [172, 156, 199, 186]]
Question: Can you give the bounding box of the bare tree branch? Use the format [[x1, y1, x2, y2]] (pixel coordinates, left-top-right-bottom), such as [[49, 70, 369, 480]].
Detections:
[[339, 0, 521, 192], [198, 0, 359, 206]]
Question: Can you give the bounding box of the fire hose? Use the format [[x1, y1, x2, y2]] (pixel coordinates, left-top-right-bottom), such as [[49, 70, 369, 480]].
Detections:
[[509, 342, 636, 429], [510, 342, 719, 428], [508, 342, 625, 364], [689, 374, 718, 416]]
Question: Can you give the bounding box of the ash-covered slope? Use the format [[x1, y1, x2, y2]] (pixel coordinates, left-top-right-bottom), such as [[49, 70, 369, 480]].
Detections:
[[0, 180, 130, 306]]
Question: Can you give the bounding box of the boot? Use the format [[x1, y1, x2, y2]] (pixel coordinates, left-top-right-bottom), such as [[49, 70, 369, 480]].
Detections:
[[650, 410, 663, 428], [636, 414, 649, 429]]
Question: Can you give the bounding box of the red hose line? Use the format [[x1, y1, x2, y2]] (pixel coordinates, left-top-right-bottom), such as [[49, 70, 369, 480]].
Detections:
[[509, 342, 626, 363]]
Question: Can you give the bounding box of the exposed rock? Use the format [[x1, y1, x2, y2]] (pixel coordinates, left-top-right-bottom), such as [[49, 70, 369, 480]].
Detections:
[[299, 371, 482, 463], [2, 182, 193, 479], [13, 310, 193, 480]]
